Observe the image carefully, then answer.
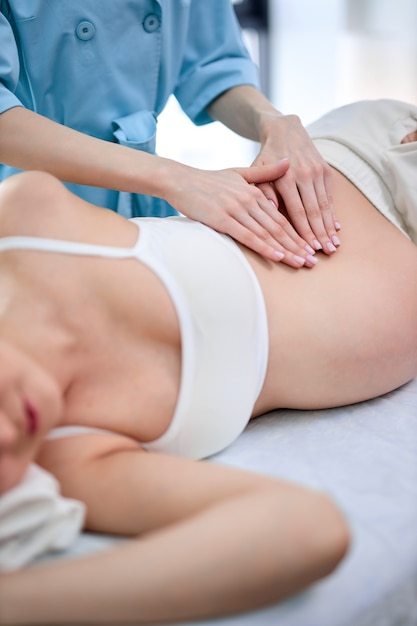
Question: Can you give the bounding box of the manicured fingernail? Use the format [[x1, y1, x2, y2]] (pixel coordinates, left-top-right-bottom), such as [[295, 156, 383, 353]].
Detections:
[[269, 199, 277, 207], [294, 255, 306, 266], [305, 244, 315, 255], [313, 239, 322, 250], [274, 250, 285, 260], [306, 254, 318, 265], [332, 235, 340, 246], [326, 242, 337, 253], [334, 221, 341, 231]]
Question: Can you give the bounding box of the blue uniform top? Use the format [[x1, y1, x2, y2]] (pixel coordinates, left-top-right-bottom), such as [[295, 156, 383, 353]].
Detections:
[[0, 0, 259, 216]]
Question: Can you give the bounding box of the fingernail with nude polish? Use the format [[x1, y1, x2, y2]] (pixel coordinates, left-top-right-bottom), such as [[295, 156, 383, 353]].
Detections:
[[334, 221, 341, 231], [294, 255, 306, 266], [305, 244, 315, 255], [313, 239, 322, 250], [326, 242, 337, 253], [274, 250, 285, 260], [332, 235, 340, 246], [306, 255, 318, 265]]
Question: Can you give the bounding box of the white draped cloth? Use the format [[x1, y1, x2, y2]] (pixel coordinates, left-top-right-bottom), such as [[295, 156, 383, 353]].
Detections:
[[0, 464, 85, 571]]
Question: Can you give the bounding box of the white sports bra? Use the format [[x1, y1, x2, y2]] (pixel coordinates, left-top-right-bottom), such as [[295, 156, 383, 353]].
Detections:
[[0, 217, 269, 459]]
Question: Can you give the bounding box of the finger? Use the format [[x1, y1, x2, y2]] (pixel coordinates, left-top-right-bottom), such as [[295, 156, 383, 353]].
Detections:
[[297, 183, 338, 254], [229, 218, 316, 268], [304, 163, 341, 239], [312, 176, 340, 247], [253, 194, 315, 256], [230, 208, 317, 269], [277, 171, 340, 255], [275, 174, 320, 249], [256, 181, 279, 208], [236, 158, 289, 186], [297, 170, 342, 254], [322, 165, 341, 231]]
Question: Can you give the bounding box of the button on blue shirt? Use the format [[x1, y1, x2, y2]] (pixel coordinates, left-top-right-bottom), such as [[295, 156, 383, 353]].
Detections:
[[76, 21, 96, 41], [0, 0, 259, 217], [143, 13, 160, 33]]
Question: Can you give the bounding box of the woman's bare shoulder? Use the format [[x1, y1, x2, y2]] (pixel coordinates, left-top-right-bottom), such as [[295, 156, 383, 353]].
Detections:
[[0, 171, 77, 237], [0, 171, 132, 244]]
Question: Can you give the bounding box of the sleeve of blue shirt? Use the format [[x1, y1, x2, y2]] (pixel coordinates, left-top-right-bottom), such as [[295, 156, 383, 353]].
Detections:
[[0, 1, 260, 127], [0, 6, 24, 115], [174, 0, 260, 127]]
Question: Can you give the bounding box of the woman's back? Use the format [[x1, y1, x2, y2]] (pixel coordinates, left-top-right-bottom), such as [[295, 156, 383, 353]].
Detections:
[[0, 169, 416, 460]]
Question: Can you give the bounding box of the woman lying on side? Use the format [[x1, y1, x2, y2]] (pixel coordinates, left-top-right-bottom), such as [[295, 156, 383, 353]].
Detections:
[[0, 99, 417, 625]]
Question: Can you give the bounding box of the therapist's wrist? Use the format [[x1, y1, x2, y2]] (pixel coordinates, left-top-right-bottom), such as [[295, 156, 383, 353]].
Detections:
[[114, 147, 178, 200], [257, 111, 301, 146], [154, 158, 195, 204]]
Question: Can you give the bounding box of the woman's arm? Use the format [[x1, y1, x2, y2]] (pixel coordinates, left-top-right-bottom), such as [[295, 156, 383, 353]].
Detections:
[[0, 435, 349, 625], [0, 108, 313, 267]]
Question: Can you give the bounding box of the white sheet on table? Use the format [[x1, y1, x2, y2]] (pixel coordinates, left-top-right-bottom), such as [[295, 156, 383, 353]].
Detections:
[[41, 376, 417, 626]]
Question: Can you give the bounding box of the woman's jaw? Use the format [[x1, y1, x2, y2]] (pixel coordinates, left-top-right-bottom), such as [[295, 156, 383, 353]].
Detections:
[[0, 339, 62, 495]]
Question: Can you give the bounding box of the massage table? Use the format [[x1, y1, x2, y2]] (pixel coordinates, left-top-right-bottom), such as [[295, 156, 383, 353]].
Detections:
[[47, 374, 417, 626]]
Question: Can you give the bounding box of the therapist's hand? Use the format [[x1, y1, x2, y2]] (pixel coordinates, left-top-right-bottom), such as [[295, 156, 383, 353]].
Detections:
[[165, 159, 317, 268], [254, 114, 341, 255]]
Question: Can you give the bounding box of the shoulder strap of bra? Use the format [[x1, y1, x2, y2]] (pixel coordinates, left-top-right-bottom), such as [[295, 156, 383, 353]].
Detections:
[[0, 230, 140, 259], [47, 425, 116, 439]]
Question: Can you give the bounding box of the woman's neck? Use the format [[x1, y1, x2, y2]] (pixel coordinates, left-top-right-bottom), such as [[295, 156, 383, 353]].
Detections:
[[0, 269, 81, 395]]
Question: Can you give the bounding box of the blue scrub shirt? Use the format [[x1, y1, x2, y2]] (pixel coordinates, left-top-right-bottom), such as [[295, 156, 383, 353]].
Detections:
[[0, 0, 259, 217]]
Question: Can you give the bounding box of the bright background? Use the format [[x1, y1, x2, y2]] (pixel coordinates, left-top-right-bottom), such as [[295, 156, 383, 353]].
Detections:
[[156, 0, 417, 169]]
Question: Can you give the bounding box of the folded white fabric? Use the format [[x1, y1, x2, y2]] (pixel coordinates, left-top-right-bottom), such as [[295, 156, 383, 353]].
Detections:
[[0, 463, 85, 571]]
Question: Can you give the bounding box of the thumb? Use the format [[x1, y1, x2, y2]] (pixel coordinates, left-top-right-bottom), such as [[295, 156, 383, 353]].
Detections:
[[236, 158, 289, 185]]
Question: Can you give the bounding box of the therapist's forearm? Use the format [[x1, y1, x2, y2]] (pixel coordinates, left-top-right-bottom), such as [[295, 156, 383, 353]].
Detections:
[[0, 106, 180, 199], [207, 84, 291, 144]]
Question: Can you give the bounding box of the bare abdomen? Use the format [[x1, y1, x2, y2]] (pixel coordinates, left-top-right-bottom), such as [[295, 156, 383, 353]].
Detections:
[[243, 170, 417, 414]]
